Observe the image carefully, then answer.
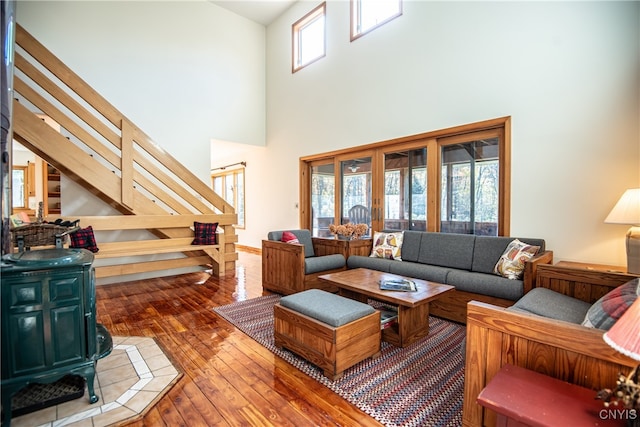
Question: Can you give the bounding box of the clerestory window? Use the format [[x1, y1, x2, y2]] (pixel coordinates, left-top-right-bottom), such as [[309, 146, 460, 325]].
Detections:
[[292, 3, 326, 73], [351, 0, 402, 41]]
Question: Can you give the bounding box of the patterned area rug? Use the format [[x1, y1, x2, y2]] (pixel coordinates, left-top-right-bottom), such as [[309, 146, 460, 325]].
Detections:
[[213, 295, 466, 427]]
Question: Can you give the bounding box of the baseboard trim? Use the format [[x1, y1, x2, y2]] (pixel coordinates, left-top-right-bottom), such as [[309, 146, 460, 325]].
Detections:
[[237, 244, 261, 255]]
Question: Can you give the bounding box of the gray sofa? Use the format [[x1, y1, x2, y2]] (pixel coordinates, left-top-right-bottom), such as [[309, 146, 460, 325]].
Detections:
[[347, 231, 553, 323]]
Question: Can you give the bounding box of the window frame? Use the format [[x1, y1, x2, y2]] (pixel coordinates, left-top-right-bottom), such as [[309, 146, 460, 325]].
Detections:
[[300, 117, 511, 236], [211, 168, 245, 229], [12, 166, 29, 210], [350, 0, 403, 42], [292, 2, 327, 73]]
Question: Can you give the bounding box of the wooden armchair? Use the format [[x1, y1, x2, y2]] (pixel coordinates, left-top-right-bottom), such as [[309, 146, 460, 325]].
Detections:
[[462, 264, 638, 427], [262, 230, 350, 295]]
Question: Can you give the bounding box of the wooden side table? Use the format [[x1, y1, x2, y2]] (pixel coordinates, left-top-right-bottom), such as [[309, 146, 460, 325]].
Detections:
[[554, 260, 638, 276], [477, 364, 626, 427]]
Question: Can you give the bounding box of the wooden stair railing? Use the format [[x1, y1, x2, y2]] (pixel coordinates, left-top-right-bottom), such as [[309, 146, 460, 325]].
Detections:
[[11, 23, 237, 278]]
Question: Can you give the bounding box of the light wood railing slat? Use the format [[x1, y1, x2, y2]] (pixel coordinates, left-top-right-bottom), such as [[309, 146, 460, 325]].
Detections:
[[13, 76, 122, 168], [133, 128, 233, 212], [14, 53, 122, 149], [133, 150, 214, 214]]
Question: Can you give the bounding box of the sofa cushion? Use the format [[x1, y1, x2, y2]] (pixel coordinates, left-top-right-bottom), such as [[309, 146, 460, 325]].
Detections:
[[389, 261, 450, 284], [305, 254, 345, 274], [493, 239, 540, 280], [447, 270, 524, 301], [418, 232, 475, 270], [370, 231, 404, 260], [399, 231, 422, 263], [508, 287, 592, 324], [582, 278, 639, 330], [347, 254, 394, 272], [280, 289, 375, 327], [472, 236, 546, 274], [268, 229, 315, 258]]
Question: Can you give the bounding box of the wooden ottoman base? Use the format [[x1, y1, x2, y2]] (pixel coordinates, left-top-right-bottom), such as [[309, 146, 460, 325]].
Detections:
[[274, 303, 381, 380]]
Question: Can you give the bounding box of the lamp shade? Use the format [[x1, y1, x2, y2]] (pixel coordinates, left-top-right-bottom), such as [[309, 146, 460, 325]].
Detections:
[[605, 188, 640, 225], [603, 298, 640, 361]]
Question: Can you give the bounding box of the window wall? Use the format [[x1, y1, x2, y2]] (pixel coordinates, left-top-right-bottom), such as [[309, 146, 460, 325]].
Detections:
[[300, 117, 510, 237]]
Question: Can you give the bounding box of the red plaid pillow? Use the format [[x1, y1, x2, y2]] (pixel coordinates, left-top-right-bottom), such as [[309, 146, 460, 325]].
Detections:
[[582, 278, 639, 330], [70, 226, 99, 253], [192, 222, 218, 245]]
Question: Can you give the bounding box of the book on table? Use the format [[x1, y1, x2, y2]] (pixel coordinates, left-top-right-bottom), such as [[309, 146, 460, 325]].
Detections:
[[378, 308, 398, 329], [379, 278, 417, 292]]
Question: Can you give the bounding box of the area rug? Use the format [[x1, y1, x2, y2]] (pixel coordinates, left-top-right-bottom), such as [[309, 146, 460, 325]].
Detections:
[[11, 336, 182, 427], [213, 295, 465, 427]]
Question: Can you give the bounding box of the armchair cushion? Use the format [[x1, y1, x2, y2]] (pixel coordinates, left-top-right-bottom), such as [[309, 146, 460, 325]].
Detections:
[[508, 287, 591, 324], [268, 229, 315, 258], [305, 254, 346, 274]]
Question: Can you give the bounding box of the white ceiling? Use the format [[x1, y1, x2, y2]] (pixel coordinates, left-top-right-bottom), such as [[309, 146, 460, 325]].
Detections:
[[210, 0, 297, 26]]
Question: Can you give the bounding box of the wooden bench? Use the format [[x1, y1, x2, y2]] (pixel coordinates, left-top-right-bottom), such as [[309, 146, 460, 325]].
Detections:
[[53, 214, 237, 280]]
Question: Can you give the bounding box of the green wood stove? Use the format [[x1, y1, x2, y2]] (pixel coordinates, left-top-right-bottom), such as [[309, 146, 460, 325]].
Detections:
[[1, 248, 112, 425]]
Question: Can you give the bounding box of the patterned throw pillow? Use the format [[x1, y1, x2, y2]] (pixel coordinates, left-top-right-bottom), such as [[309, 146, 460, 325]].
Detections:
[[369, 231, 404, 261], [192, 222, 218, 245], [493, 239, 540, 280], [70, 226, 99, 253], [281, 231, 300, 244], [582, 278, 639, 330]]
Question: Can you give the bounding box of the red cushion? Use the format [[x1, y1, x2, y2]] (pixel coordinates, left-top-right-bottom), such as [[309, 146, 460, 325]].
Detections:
[[281, 231, 299, 244]]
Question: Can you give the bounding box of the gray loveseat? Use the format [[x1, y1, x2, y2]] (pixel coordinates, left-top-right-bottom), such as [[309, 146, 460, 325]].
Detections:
[[347, 231, 553, 323]]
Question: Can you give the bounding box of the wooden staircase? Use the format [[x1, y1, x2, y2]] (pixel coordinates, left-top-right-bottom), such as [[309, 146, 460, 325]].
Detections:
[[10, 24, 237, 279]]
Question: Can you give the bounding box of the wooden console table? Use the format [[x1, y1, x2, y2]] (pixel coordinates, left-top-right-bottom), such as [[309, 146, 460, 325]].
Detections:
[[477, 364, 625, 426]]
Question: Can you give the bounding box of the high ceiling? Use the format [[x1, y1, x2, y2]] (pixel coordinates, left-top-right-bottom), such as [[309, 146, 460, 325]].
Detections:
[[210, 0, 297, 26]]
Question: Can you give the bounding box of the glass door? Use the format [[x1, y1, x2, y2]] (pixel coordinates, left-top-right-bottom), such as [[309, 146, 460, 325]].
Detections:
[[382, 148, 427, 231], [340, 156, 372, 236], [310, 162, 335, 237], [439, 134, 500, 235]]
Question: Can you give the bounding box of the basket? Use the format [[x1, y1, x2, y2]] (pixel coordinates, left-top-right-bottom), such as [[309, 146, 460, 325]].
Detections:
[[11, 221, 80, 251]]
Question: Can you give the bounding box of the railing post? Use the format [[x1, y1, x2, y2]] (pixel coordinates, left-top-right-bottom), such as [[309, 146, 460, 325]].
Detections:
[[121, 119, 134, 209]]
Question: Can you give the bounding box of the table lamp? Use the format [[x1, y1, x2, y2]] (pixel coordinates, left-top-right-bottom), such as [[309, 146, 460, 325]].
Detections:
[[605, 188, 640, 274], [601, 297, 640, 414]]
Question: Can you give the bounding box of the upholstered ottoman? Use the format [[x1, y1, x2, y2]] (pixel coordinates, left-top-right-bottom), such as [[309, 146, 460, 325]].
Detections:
[[274, 289, 381, 380]]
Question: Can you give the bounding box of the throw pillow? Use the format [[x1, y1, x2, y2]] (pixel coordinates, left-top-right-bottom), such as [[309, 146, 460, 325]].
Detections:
[[69, 225, 99, 253], [582, 278, 639, 330], [493, 239, 540, 280], [281, 231, 300, 244], [370, 231, 404, 261], [192, 222, 218, 245]]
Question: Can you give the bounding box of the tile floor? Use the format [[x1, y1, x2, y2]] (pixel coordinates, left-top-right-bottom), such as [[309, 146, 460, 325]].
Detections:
[[11, 336, 180, 427]]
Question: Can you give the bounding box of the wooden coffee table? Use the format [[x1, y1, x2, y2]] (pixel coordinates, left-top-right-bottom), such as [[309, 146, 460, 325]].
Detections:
[[319, 268, 454, 347]]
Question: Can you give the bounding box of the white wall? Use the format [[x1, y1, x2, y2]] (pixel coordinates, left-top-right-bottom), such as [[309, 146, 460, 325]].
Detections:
[[16, 1, 640, 268], [249, 0, 639, 266]]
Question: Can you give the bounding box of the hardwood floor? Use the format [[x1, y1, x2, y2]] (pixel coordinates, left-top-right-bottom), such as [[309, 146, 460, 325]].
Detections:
[[96, 251, 384, 427]]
